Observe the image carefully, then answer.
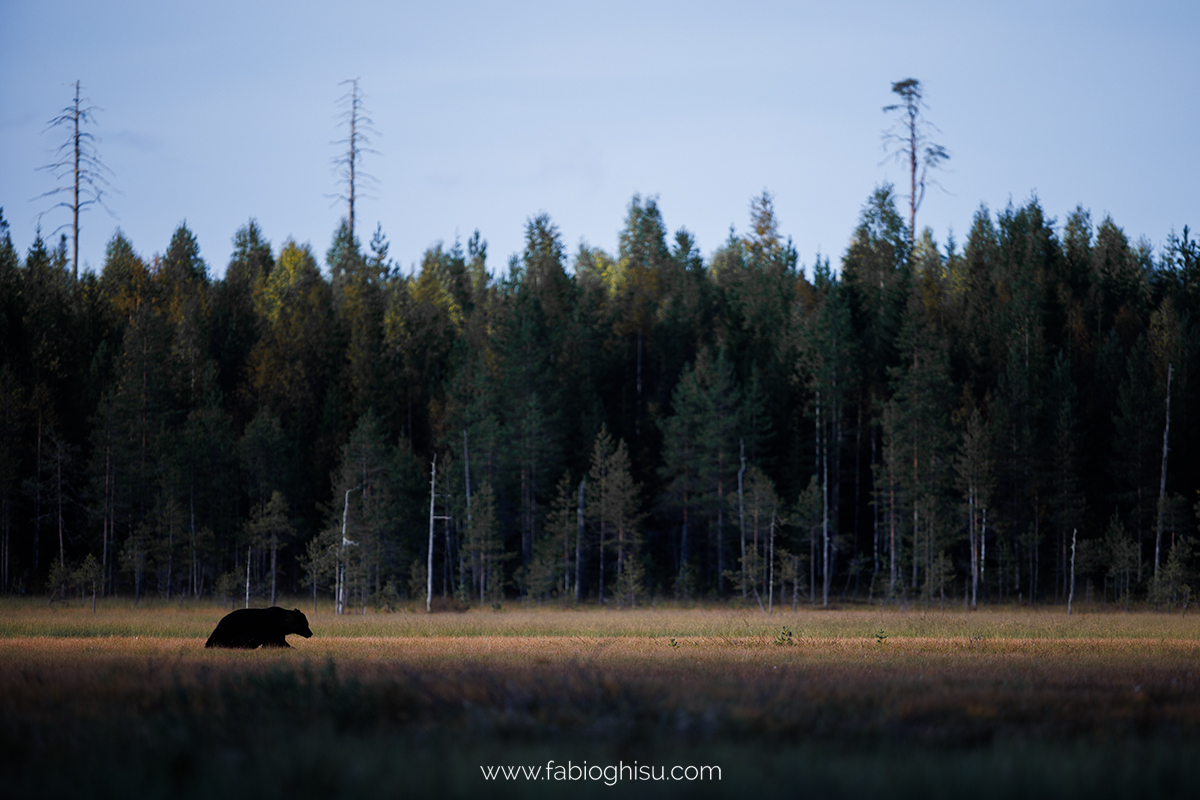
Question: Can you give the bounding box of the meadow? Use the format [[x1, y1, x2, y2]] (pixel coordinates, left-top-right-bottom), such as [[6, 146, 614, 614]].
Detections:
[[2, 598, 1198, 798]]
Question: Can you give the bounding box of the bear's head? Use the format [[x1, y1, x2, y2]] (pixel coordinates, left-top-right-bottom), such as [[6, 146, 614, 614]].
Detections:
[[285, 608, 314, 638]]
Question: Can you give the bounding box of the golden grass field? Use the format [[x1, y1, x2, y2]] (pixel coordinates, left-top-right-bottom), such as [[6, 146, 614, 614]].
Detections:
[[3, 599, 1199, 798], [5, 597, 1200, 640]]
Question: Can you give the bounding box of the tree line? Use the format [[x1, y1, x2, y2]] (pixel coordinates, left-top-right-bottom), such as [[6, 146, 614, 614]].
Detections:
[[1, 187, 1198, 610]]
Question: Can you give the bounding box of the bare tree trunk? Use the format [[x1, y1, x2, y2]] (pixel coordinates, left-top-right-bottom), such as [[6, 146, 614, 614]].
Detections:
[[427, 455, 437, 613], [792, 554, 799, 612], [34, 417, 42, 573], [889, 475, 896, 597], [738, 439, 746, 600], [912, 473, 919, 589], [981, 508, 987, 598], [964, 489, 974, 606], [575, 479, 585, 603], [717, 452, 725, 596], [338, 486, 358, 615], [636, 329, 643, 439], [768, 514, 776, 613], [869, 423, 878, 604], [1068, 528, 1077, 616], [55, 438, 65, 570], [166, 514, 173, 602], [598, 517, 606, 605], [463, 430, 471, 599], [71, 81, 80, 278], [822, 412, 830, 608], [244, 545, 251, 609], [1154, 364, 1173, 583], [1033, 516, 1039, 604]]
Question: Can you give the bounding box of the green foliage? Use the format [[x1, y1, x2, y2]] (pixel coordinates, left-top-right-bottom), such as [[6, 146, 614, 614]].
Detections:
[[587, 427, 641, 605], [1106, 514, 1140, 608], [214, 570, 240, 609], [527, 472, 576, 603], [1149, 536, 1193, 611], [0, 185, 1197, 612], [372, 579, 401, 612], [464, 481, 505, 606]]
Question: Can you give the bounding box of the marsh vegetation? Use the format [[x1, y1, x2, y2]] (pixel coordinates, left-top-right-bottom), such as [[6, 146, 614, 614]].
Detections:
[[2, 602, 1198, 797]]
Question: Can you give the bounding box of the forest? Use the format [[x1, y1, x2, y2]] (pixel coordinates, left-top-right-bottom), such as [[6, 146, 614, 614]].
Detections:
[[1, 186, 1198, 611]]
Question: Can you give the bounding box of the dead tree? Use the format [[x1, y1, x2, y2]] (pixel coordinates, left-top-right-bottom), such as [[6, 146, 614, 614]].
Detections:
[[882, 78, 949, 245], [330, 78, 379, 243], [37, 81, 114, 281]]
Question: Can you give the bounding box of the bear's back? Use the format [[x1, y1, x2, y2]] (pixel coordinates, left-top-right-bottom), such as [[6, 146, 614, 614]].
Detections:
[[205, 607, 312, 649]]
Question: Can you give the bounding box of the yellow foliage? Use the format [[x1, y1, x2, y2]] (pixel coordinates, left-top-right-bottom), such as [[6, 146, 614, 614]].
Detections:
[[255, 239, 320, 328], [411, 265, 463, 331]]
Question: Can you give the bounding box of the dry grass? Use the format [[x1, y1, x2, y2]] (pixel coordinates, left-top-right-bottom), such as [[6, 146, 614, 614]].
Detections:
[[4, 629, 1199, 739], [5, 596, 1200, 640], [4, 603, 1200, 798]]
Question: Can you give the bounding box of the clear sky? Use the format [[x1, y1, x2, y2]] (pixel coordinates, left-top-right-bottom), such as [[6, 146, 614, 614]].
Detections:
[[2, 0, 1197, 279]]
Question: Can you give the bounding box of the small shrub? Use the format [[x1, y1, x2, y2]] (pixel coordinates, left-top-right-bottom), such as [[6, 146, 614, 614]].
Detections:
[[214, 571, 241, 609], [45, 560, 72, 603], [429, 596, 469, 613], [373, 580, 401, 612], [774, 626, 795, 646]]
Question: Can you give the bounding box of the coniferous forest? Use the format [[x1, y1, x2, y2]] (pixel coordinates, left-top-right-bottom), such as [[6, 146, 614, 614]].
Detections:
[[1, 185, 1198, 611]]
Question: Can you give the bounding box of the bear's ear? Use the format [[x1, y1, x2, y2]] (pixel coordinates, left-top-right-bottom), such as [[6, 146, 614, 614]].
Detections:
[[293, 608, 301, 613]]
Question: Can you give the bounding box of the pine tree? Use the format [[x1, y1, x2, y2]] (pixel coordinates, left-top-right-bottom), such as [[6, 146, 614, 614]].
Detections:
[[245, 491, 294, 606], [584, 429, 640, 607], [464, 480, 503, 605], [211, 220, 271, 425], [881, 78, 949, 246], [527, 471, 577, 603], [1112, 336, 1161, 582], [659, 361, 707, 599], [955, 407, 994, 608], [327, 410, 398, 612], [800, 258, 855, 606], [1048, 351, 1084, 601], [888, 266, 953, 596]]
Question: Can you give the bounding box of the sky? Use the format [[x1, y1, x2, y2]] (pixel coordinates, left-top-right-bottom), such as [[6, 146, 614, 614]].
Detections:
[[2, 0, 1197, 280]]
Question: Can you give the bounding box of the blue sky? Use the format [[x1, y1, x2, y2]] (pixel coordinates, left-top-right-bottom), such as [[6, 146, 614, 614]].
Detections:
[[2, 0, 1197, 279]]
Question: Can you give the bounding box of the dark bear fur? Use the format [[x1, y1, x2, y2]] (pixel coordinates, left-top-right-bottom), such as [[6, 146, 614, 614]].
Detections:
[[205, 607, 313, 649]]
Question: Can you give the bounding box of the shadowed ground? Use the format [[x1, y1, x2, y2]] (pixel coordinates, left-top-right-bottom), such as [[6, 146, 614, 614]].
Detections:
[[2, 603, 1198, 798]]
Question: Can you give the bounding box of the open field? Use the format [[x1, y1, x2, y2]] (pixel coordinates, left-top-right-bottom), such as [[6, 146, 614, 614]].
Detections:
[[6, 596, 1200, 639], [3, 601, 1199, 798]]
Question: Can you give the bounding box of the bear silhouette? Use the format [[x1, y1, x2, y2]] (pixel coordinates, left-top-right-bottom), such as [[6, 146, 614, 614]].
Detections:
[[205, 606, 313, 649]]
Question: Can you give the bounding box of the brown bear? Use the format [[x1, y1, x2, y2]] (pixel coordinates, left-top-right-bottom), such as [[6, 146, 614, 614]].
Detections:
[[204, 607, 313, 649]]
